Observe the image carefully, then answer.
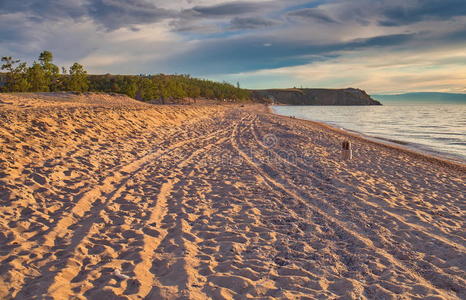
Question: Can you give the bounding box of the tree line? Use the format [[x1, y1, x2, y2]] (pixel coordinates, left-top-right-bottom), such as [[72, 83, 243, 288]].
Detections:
[[1, 51, 88, 93], [0, 51, 251, 102]]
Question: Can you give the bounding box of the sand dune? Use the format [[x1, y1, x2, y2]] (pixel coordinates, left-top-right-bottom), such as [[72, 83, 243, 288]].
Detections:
[[0, 93, 464, 299]]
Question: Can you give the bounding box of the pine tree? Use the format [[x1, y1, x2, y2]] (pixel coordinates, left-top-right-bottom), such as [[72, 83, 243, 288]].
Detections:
[[1, 56, 30, 92], [27, 62, 49, 92], [67, 63, 88, 92], [38, 51, 59, 91]]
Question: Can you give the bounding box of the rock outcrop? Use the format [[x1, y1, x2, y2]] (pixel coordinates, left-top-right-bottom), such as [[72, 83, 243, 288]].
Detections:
[[251, 88, 382, 105]]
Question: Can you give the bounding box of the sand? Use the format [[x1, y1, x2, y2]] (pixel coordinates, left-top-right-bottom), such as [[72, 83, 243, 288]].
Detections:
[[0, 93, 464, 299]]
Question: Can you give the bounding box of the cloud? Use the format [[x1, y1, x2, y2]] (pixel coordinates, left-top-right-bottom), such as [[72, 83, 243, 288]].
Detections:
[[86, 0, 174, 30], [229, 16, 280, 29], [224, 44, 466, 94], [0, 0, 88, 21], [351, 33, 413, 48], [172, 0, 286, 33], [161, 30, 426, 75], [313, 0, 466, 27], [74, 22, 189, 74], [0, 0, 173, 31], [189, 1, 265, 16], [170, 20, 221, 34], [288, 8, 339, 24], [378, 0, 466, 26], [1, 0, 465, 93]]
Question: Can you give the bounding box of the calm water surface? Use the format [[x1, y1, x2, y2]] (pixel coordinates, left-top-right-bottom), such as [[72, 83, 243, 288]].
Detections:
[[273, 103, 466, 163]]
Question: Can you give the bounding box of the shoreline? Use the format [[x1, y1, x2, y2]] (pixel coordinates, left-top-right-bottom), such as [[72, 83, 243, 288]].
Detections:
[[268, 105, 466, 172]]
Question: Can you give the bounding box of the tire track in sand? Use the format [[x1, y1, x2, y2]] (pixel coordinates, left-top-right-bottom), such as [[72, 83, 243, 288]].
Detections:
[[45, 119, 236, 299], [134, 146, 229, 299], [251, 115, 465, 251], [12, 126, 231, 299], [230, 114, 458, 299], [249, 114, 465, 296], [140, 118, 247, 299]]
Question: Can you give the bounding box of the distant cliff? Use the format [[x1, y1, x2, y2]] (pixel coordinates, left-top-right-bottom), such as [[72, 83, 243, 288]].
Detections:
[[251, 88, 382, 105]]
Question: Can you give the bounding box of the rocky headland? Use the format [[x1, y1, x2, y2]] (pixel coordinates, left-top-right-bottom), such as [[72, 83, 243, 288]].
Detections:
[[252, 88, 382, 105]]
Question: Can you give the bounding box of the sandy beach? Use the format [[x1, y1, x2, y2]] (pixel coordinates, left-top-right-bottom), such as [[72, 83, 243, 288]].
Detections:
[[0, 93, 465, 299]]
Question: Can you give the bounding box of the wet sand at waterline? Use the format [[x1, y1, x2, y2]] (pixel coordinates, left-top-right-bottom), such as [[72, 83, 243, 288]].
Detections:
[[0, 93, 464, 299]]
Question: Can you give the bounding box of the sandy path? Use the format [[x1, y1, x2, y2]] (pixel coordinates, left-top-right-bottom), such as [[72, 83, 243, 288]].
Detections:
[[0, 94, 465, 299]]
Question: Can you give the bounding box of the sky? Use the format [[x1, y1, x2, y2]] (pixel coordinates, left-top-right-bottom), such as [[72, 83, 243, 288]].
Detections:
[[0, 0, 465, 94]]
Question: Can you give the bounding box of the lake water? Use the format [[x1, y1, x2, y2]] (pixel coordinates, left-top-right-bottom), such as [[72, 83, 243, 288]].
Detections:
[[273, 103, 466, 163]]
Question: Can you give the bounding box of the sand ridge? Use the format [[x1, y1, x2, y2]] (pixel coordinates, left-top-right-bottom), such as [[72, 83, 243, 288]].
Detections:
[[0, 93, 465, 299]]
